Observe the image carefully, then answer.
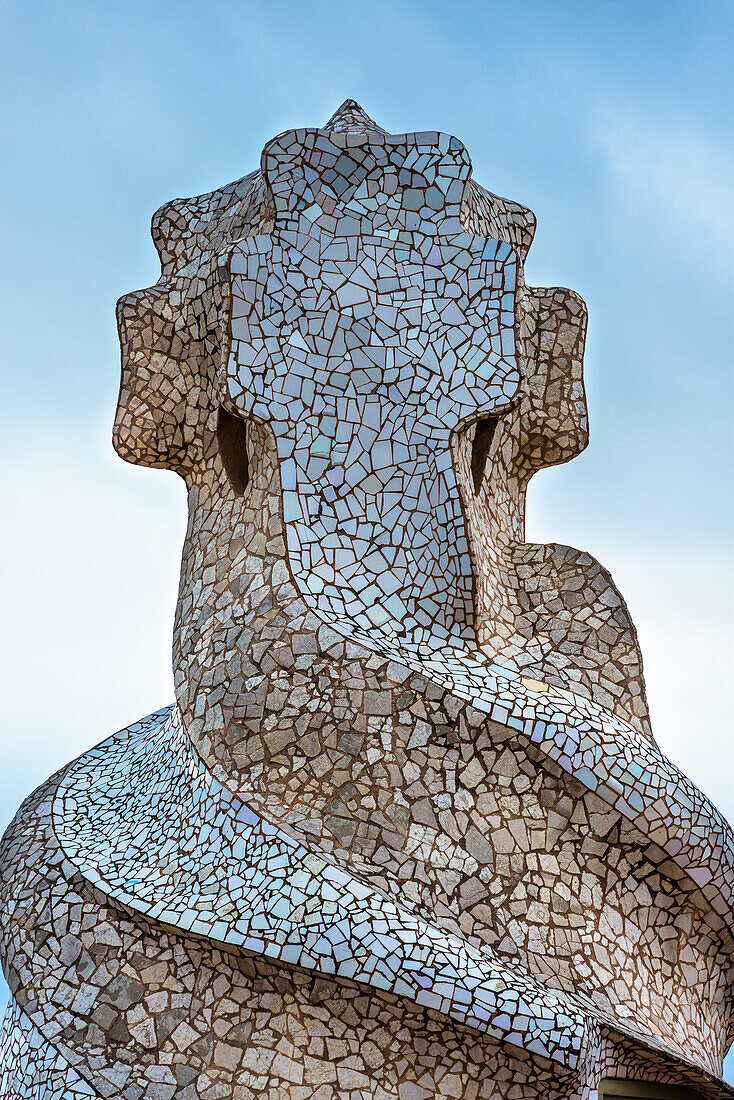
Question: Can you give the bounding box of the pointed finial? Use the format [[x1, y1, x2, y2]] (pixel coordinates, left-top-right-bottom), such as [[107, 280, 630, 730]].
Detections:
[[323, 99, 387, 136]]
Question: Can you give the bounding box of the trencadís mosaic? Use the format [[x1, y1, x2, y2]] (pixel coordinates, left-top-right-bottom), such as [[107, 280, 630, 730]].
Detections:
[[2, 99, 732, 1100]]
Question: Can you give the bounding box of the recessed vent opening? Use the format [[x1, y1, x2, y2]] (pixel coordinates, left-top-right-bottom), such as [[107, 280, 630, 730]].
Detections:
[[599, 1081, 702, 1099], [217, 406, 250, 495], [471, 415, 499, 495]]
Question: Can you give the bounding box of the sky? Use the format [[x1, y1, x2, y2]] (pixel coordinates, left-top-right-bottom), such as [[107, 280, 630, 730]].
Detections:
[[0, 0, 733, 1077]]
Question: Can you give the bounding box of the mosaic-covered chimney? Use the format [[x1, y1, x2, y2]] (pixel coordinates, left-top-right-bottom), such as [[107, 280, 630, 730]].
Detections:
[[2, 100, 733, 1100]]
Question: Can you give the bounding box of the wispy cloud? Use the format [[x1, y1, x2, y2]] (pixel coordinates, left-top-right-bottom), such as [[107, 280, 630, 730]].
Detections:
[[0, 425, 185, 832], [596, 109, 734, 267], [605, 546, 734, 825]]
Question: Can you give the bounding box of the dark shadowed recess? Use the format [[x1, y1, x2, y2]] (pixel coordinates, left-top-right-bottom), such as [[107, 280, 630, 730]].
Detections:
[[599, 1080, 703, 1099], [471, 415, 499, 494], [217, 406, 250, 494]]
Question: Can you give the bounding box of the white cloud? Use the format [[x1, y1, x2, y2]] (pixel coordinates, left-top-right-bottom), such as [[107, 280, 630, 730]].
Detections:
[[602, 546, 734, 825], [596, 108, 734, 265], [0, 424, 186, 831]]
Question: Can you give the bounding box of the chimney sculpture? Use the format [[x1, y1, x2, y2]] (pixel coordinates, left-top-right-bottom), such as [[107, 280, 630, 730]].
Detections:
[[1, 101, 732, 1100]]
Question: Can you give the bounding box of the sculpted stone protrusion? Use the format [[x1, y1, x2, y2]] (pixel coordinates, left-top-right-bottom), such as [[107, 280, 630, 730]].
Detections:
[[2, 100, 732, 1100]]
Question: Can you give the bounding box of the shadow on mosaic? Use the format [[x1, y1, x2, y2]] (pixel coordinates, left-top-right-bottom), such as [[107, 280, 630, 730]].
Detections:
[[1, 101, 732, 1099]]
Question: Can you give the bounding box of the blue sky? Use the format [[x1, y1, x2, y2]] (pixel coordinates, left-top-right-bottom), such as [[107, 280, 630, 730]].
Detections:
[[1, 0, 732, 1075]]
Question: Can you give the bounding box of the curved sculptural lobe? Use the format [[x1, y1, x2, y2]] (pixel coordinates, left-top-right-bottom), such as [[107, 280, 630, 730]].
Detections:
[[1, 102, 733, 1100], [226, 126, 519, 649]]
